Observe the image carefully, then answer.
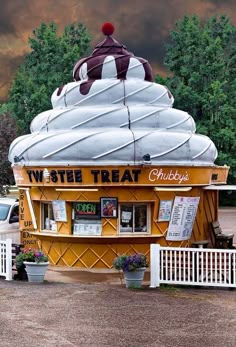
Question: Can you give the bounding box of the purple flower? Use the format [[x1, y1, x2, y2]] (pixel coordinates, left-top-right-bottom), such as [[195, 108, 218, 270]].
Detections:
[[113, 253, 149, 272]]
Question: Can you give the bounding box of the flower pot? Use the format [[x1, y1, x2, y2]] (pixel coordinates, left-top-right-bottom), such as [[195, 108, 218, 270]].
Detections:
[[14, 264, 28, 281], [23, 262, 49, 283], [123, 267, 146, 288]]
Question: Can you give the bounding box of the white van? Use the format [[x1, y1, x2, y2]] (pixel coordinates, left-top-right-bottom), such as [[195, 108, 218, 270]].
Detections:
[[0, 198, 20, 243]]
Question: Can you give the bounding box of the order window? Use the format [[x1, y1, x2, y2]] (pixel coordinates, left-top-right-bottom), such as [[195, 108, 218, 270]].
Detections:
[[41, 202, 56, 231], [119, 204, 149, 233], [72, 202, 102, 236]]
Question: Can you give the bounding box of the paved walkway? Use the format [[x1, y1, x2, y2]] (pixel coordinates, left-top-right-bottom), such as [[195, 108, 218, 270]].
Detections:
[[44, 266, 124, 285]]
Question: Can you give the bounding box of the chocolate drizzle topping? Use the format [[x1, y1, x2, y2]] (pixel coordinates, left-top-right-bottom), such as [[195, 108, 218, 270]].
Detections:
[[73, 34, 153, 95]]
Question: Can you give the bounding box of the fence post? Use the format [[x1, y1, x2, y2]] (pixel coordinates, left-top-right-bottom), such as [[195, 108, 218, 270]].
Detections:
[[5, 239, 12, 281], [150, 243, 160, 288]]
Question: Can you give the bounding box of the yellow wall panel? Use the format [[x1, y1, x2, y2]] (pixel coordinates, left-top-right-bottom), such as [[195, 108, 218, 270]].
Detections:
[[19, 174, 220, 268]]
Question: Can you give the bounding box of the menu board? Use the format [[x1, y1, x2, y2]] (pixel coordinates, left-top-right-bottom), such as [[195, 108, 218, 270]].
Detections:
[[52, 200, 67, 222], [73, 221, 102, 236], [166, 196, 200, 241], [158, 200, 173, 222]]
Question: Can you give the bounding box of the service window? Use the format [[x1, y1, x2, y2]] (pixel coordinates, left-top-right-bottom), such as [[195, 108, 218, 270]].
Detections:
[[119, 204, 149, 233], [41, 202, 56, 231], [72, 202, 102, 236]]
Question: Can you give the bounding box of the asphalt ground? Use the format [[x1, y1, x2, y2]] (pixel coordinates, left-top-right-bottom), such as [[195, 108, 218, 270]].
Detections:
[[1, 278, 236, 347], [0, 208, 236, 347]]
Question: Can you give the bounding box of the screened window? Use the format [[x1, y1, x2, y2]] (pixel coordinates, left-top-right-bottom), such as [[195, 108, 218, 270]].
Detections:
[[119, 204, 149, 233]]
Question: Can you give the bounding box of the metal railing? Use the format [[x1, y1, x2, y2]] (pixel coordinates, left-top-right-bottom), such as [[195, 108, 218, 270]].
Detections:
[[0, 239, 12, 281], [150, 244, 236, 288]]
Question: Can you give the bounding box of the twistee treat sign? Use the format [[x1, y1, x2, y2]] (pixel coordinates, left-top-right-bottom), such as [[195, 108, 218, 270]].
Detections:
[[166, 196, 200, 241]]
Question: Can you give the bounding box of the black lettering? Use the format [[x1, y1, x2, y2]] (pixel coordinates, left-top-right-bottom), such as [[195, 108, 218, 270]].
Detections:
[[121, 169, 133, 182], [91, 170, 100, 183], [50, 170, 58, 183], [20, 214, 24, 220], [111, 170, 119, 182], [58, 170, 65, 183], [66, 170, 74, 182], [32, 170, 43, 182], [23, 240, 37, 245], [101, 170, 111, 183], [27, 170, 33, 182], [74, 170, 82, 182], [132, 169, 141, 182], [23, 231, 31, 238]]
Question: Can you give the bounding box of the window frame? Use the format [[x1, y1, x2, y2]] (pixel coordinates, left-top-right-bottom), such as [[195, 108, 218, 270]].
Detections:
[[118, 203, 150, 235], [40, 201, 56, 232]]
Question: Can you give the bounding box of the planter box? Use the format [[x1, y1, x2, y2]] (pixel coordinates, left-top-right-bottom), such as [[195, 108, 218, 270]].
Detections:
[[23, 262, 49, 283]]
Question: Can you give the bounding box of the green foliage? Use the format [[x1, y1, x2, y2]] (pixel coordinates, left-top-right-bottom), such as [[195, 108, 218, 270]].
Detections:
[[1, 22, 91, 134], [16, 249, 48, 268], [0, 113, 18, 192], [113, 254, 149, 272], [156, 15, 236, 195]]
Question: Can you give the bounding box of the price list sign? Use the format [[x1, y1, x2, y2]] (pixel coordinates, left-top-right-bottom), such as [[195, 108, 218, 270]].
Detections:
[[52, 200, 67, 222], [166, 196, 200, 241]]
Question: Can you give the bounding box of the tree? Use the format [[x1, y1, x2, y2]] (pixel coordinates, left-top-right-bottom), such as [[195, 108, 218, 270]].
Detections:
[[0, 113, 18, 196], [156, 15, 236, 191], [1, 22, 91, 134]]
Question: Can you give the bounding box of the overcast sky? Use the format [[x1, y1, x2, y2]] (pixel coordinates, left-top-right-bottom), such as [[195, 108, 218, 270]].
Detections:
[[0, 0, 235, 100]]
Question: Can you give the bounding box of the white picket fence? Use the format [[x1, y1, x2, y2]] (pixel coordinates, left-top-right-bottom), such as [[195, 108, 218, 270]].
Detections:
[[0, 239, 12, 281], [150, 244, 236, 288]]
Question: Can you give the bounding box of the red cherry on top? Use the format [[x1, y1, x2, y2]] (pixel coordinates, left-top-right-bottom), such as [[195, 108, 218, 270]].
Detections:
[[101, 22, 115, 36]]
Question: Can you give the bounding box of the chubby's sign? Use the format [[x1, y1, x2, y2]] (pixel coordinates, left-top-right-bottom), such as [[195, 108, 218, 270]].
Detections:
[[13, 165, 229, 187]]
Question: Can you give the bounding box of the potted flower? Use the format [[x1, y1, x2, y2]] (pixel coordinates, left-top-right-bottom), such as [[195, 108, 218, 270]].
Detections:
[[15, 253, 28, 281], [113, 253, 149, 288], [15, 248, 49, 283]]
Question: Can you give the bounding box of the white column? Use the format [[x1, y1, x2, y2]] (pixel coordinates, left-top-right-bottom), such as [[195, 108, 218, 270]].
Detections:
[[5, 239, 12, 281], [150, 243, 160, 288]]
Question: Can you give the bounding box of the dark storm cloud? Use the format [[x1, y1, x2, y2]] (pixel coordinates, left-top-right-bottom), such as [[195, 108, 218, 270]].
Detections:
[[207, 0, 235, 4], [0, 3, 16, 35], [0, 0, 235, 100]]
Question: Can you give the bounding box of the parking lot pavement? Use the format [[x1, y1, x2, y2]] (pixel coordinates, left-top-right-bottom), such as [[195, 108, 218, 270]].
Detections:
[[0, 278, 236, 347], [1, 207, 235, 347]]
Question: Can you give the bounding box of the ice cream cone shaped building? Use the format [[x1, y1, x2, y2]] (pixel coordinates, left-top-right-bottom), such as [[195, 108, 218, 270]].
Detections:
[[9, 23, 229, 268]]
